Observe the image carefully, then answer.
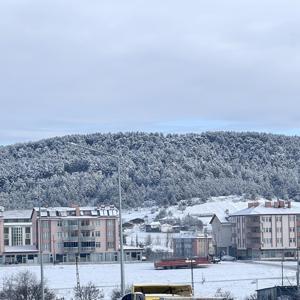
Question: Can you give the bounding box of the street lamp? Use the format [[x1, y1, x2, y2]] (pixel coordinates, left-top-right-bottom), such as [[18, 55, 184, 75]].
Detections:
[[38, 185, 45, 300], [185, 258, 195, 296], [69, 142, 125, 296]]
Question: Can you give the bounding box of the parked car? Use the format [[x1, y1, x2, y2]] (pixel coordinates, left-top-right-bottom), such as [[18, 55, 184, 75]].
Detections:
[[211, 257, 221, 264], [221, 255, 236, 261]]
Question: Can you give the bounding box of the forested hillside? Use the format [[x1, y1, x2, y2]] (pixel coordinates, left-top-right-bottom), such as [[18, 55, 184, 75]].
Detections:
[[1, 132, 300, 209]]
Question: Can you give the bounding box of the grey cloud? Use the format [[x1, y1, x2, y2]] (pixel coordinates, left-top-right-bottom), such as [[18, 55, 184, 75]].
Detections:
[[1, 0, 300, 144]]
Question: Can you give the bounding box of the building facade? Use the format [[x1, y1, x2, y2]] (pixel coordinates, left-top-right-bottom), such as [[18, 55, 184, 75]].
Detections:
[[230, 200, 300, 260], [173, 235, 213, 258], [31, 205, 119, 263], [209, 214, 233, 256], [1, 209, 38, 264]]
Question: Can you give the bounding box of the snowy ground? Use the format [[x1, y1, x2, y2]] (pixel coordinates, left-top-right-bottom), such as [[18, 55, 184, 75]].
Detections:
[[0, 261, 297, 300]]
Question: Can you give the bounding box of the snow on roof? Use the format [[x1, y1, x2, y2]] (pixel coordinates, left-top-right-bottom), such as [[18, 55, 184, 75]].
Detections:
[[3, 210, 32, 220], [230, 203, 300, 216], [210, 214, 231, 224]]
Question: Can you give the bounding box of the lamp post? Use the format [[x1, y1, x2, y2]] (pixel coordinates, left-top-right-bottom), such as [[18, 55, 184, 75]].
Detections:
[[185, 258, 195, 295], [38, 187, 45, 300], [69, 142, 125, 296]]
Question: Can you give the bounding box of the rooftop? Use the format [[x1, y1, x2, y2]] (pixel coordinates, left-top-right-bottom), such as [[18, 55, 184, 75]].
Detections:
[[230, 202, 300, 217], [33, 205, 119, 218], [3, 210, 32, 220]]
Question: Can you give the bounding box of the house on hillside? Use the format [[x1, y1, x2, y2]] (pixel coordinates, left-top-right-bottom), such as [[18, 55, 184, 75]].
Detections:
[[145, 221, 161, 232]]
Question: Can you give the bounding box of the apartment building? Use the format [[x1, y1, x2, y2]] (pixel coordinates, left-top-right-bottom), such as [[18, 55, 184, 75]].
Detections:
[[230, 200, 300, 259], [31, 205, 119, 263]]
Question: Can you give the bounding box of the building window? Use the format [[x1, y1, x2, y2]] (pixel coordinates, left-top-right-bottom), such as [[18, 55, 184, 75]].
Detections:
[[81, 220, 90, 227], [64, 242, 78, 248], [57, 232, 63, 238], [290, 227, 295, 232], [42, 221, 49, 228], [81, 241, 95, 248], [81, 231, 90, 237], [57, 221, 62, 227], [12, 227, 23, 246], [276, 216, 282, 222], [107, 242, 114, 248], [95, 231, 101, 237], [96, 242, 101, 248], [25, 239, 31, 245], [42, 232, 50, 239]]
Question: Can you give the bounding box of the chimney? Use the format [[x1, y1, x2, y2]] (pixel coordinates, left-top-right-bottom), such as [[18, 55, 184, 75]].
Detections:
[[70, 204, 80, 216], [279, 200, 285, 208], [274, 201, 279, 208], [265, 201, 271, 208], [248, 202, 254, 208], [254, 202, 259, 207], [287, 201, 292, 208]]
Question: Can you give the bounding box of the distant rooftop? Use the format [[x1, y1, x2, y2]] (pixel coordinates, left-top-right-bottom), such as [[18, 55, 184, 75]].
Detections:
[[230, 201, 300, 216], [33, 205, 119, 218]]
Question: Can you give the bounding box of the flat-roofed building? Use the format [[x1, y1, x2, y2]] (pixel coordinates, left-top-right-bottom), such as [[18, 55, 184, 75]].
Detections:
[[173, 234, 213, 258], [230, 200, 300, 260], [31, 205, 119, 263], [1, 209, 38, 264]]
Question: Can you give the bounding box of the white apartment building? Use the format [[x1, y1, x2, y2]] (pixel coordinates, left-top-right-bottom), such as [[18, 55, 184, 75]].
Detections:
[[230, 200, 300, 259]]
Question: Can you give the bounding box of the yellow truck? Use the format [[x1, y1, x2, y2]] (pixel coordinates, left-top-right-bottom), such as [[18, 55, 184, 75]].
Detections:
[[121, 284, 225, 300]]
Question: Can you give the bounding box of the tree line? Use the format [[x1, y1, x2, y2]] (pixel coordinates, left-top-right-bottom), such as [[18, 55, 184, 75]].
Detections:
[[0, 131, 300, 209]]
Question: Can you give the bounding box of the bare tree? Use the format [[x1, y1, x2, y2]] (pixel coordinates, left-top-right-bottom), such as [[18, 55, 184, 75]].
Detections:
[[74, 282, 104, 300], [0, 270, 56, 300]]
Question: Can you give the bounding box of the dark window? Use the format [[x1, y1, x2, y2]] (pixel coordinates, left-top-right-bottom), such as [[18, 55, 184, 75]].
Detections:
[[64, 242, 78, 248]]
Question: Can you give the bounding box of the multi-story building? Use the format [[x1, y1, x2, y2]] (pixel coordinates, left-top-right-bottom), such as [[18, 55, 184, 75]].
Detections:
[[173, 235, 213, 258], [209, 214, 234, 256], [230, 200, 300, 259], [1, 209, 38, 264], [31, 205, 119, 263]]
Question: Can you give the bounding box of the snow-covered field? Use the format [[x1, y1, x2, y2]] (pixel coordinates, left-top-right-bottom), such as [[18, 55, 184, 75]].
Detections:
[[0, 261, 297, 299]]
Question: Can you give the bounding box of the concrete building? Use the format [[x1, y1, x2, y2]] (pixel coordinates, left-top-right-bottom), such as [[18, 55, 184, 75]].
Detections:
[[209, 214, 233, 256], [173, 235, 213, 258], [230, 200, 300, 259], [31, 205, 120, 263], [1, 209, 38, 264]]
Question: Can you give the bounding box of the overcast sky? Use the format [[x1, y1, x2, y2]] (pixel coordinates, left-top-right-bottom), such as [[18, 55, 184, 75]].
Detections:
[[1, 0, 300, 145]]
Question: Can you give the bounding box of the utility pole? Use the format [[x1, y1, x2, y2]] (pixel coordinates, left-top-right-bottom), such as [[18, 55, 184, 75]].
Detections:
[[297, 248, 299, 292], [69, 142, 125, 296], [39, 200, 45, 300], [281, 249, 284, 286], [75, 255, 81, 298]]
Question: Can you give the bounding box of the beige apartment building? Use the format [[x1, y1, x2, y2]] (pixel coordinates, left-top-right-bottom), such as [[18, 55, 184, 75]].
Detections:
[[31, 205, 119, 263], [230, 200, 300, 259]]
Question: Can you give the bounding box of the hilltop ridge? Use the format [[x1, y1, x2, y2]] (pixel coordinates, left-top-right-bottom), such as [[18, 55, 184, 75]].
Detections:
[[0, 131, 300, 209]]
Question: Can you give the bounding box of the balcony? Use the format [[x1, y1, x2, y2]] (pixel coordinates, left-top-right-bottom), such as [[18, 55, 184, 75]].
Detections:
[[246, 222, 260, 227], [247, 232, 261, 238], [63, 225, 78, 231]]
